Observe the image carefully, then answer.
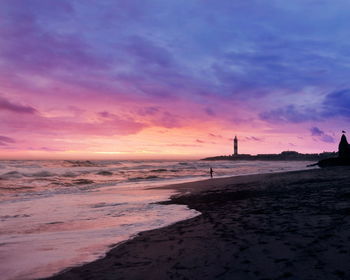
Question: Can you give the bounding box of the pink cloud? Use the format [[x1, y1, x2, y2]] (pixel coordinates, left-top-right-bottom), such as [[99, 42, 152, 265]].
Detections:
[[1, 110, 146, 137], [245, 136, 264, 142], [209, 133, 222, 138]]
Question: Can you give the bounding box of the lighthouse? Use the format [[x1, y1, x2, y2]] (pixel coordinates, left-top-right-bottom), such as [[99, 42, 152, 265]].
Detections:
[[233, 136, 238, 155]]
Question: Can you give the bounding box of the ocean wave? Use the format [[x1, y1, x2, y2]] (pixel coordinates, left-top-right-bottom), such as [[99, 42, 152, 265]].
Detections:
[[0, 214, 31, 220], [97, 171, 113, 176], [0, 186, 34, 190], [29, 171, 56, 177], [72, 179, 95, 185], [1, 170, 57, 179], [62, 172, 78, 178], [90, 202, 125, 208], [65, 160, 98, 167], [1, 171, 23, 179], [128, 175, 159, 181], [146, 175, 159, 179]]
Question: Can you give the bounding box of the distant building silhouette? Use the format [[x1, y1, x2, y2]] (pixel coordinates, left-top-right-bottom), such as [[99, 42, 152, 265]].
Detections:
[[233, 136, 238, 155]]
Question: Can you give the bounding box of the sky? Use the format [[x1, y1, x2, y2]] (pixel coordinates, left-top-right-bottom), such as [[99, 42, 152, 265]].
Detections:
[[1, 0, 350, 159]]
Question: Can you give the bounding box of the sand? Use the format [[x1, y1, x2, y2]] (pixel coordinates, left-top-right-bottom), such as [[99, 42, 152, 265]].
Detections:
[[44, 167, 350, 280]]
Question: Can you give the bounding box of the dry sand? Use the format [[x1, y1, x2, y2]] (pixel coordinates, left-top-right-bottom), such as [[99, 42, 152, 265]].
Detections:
[[44, 167, 350, 280]]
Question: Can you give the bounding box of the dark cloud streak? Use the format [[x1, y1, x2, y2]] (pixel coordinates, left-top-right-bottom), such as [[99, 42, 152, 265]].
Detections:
[[0, 97, 37, 114]]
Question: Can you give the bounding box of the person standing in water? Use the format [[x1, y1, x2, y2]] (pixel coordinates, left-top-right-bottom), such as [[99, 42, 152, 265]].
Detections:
[[210, 167, 214, 178]]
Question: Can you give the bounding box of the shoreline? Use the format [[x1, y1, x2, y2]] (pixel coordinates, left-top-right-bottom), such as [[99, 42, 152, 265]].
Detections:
[[44, 167, 350, 280]]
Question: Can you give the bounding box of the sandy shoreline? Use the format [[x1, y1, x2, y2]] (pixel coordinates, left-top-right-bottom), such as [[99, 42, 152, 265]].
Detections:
[[44, 167, 350, 280]]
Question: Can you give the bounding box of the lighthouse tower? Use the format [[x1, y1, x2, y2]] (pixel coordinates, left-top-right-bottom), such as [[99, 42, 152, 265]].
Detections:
[[233, 136, 238, 156]]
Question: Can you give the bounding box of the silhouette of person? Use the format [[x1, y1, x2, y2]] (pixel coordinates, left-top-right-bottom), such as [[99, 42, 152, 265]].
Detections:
[[210, 167, 214, 178]]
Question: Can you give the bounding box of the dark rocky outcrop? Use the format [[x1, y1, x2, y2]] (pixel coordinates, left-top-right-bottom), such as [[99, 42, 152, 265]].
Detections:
[[317, 133, 350, 167], [338, 134, 350, 159]]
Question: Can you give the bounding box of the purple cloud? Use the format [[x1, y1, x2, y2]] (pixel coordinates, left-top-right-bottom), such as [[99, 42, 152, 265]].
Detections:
[[260, 89, 350, 125], [209, 133, 222, 138], [310, 127, 323, 136], [157, 112, 181, 128], [125, 36, 174, 68], [259, 105, 320, 123], [135, 107, 183, 128], [310, 127, 335, 143], [98, 111, 114, 119], [137, 106, 160, 116], [1, 110, 146, 137], [27, 146, 66, 152], [204, 107, 216, 116], [1, 0, 350, 157], [0, 135, 16, 146], [166, 143, 200, 147], [245, 136, 264, 142], [0, 97, 37, 114], [322, 89, 350, 119]]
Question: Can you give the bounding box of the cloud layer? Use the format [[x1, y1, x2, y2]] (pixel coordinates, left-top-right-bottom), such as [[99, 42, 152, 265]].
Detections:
[[0, 0, 349, 158]]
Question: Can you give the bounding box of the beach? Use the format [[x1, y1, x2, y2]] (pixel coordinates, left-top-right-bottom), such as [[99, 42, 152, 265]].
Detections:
[[0, 160, 312, 280], [44, 166, 350, 280]]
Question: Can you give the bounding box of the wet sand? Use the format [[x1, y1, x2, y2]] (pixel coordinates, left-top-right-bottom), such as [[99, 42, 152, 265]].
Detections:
[[45, 167, 350, 280]]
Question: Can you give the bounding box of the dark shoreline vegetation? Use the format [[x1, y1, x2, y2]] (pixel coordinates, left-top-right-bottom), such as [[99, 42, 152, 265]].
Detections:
[[44, 167, 350, 280]]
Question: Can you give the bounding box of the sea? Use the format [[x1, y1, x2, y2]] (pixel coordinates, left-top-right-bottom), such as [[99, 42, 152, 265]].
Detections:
[[0, 159, 316, 280]]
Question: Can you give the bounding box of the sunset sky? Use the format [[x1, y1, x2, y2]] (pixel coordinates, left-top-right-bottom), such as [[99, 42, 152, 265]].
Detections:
[[1, 0, 350, 159]]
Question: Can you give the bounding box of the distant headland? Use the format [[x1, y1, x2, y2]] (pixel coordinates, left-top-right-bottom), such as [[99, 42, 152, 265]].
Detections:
[[202, 133, 350, 166], [201, 135, 337, 161], [201, 151, 336, 161]]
